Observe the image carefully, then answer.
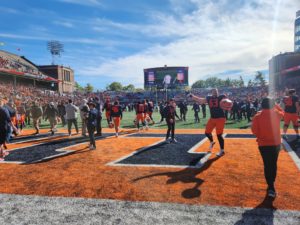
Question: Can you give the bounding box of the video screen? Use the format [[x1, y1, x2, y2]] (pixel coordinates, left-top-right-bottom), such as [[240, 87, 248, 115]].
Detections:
[[144, 67, 189, 89]]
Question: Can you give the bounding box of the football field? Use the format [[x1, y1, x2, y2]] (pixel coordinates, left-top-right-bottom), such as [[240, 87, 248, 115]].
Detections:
[[0, 121, 299, 224]]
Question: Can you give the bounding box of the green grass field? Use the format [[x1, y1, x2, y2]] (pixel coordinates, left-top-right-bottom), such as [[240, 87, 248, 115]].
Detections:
[[32, 106, 251, 131]]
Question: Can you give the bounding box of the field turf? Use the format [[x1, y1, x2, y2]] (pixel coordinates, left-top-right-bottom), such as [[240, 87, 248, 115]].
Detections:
[[1, 108, 299, 224]]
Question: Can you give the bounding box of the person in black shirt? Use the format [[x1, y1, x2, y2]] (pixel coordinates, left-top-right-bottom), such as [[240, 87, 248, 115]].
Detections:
[[110, 101, 123, 137], [231, 100, 238, 121], [192, 102, 200, 123], [201, 103, 206, 118], [190, 88, 227, 156], [94, 97, 102, 136], [164, 99, 178, 143], [245, 99, 252, 122], [178, 101, 188, 121], [87, 102, 98, 150], [0, 96, 11, 158], [159, 101, 166, 123]]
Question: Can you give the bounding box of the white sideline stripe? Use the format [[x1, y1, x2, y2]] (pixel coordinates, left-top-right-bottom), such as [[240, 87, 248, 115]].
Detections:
[[0, 135, 112, 164], [282, 139, 300, 171], [8, 133, 67, 144], [107, 135, 211, 169]]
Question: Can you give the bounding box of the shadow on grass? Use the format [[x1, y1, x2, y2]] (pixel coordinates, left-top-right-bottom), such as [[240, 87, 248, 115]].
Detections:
[[234, 195, 277, 225], [132, 156, 220, 199]]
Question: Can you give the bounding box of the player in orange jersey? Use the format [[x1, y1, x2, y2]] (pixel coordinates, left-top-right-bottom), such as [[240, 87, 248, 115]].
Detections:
[[135, 101, 145, 131], [110, 101, 123, 137], [282, 89, 300, 139], [189, 88, 227, 156], [102, 99, 112, 125]]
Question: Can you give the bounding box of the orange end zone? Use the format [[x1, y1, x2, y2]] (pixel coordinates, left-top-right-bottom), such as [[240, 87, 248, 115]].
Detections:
[[0, 128, 299, 211]]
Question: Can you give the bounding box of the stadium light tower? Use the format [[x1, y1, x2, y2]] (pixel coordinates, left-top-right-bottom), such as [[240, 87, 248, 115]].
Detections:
[[47, 40, 64, 65]]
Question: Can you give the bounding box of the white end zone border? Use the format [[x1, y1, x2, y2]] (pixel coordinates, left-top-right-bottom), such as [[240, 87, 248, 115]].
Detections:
[[107, 134, 212, 169], [0, 134, 113, 164], [282, 139, 300, 171]]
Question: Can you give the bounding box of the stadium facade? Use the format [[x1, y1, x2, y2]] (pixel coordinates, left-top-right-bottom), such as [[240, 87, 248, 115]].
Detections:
[[38, 65, 75, 93], [0, 50, 75, 94], [269, 10, 300, 93], [269, 52, 300, 92], [295, 10, 300, 52]]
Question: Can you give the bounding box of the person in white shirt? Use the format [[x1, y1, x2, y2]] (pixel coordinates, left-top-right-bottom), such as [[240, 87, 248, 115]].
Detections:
[[65, 99, 79, 136]]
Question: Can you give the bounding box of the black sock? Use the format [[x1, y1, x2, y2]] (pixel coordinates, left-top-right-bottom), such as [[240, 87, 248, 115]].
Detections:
[[205, 133, 213, 142], [217, 134, 224, 149]]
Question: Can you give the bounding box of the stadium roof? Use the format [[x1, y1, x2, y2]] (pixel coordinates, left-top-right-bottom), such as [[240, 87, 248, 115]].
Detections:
[[0, 50, 58, 83]]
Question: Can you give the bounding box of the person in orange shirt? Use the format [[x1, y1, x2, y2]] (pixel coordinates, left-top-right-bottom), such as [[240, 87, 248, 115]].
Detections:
[[135, 101, 145, 131], [102, 99, 112, 125], [282, 89, 299, 139], [190, 88, 227, 156], [251, 97, 284, 198], [110, 101, 123, 137]]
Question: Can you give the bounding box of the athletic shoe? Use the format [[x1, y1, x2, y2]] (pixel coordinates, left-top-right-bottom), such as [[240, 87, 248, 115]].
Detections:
[[89, 145, 96, 150], [216, 149, 225, 157], [208, 141, 215, 151], [267, 189, 277, 198], [165, 138, 171, 144], [115, 133, 118, 137], [171, 138, 178, 143]]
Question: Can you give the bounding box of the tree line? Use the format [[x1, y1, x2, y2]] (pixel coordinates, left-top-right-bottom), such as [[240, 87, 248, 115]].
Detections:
[[75, 71, 267, 92], [75, 82, 142, 92], [191, 71, 267, 89]]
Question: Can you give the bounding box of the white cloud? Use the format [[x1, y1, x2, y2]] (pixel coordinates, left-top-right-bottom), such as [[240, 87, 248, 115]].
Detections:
[[57, 0, 102, 6], [77, 0, 299, 87], [53, 20, 74, 28], [0, 6, 19, 14]]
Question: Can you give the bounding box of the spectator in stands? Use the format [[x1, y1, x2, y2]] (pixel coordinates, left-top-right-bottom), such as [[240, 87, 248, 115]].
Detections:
[[65, 99, 79, 136]]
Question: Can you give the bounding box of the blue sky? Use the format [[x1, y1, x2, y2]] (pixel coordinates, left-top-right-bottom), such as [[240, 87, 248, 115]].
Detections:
[[0, 0, 298, 90]]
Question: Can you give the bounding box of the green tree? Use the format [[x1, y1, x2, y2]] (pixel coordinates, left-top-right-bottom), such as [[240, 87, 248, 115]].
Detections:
[[254, 71, 266, 87], [247, 79, 253, 87], [205, 77, 222, 88], [192, 80, 206, 88], [224, 78, 232, 87], [74, 82, 84, 91], [122, 84, 135, 92], [106, 82, 123, 91], [239, 76, 245, 87], [135, 88, 144, 92], [84, 83, 94, 93]]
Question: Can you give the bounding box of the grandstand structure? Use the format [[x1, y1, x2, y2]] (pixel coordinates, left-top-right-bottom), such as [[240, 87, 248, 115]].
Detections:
[[0, 50, 74, 94], [269, 51, 300, 94]]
